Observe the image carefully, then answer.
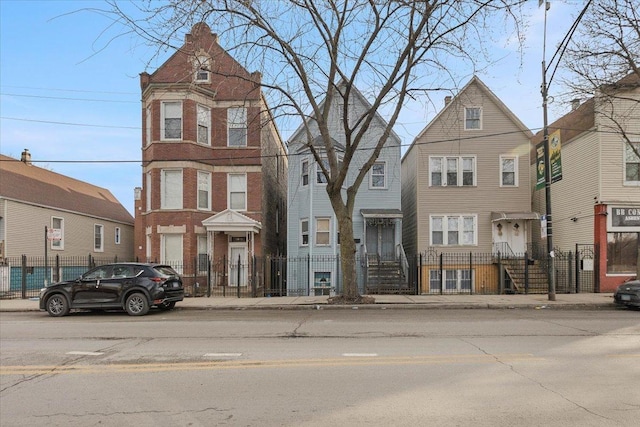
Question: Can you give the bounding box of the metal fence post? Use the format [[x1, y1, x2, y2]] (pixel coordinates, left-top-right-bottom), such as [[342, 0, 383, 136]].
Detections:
[[307, 254, 311, 296], [207, 255, 212, 297], [419, 253, 423, 295], [524, 251, 529, 294], [21, 254, 27, 299], [568, 250, 574, 294], [574, 244, 580, 294], [439, 253, 443, 295], [469, 252, 473, 295], [55, 255, 60, 283], [236, 254, 241, 298]]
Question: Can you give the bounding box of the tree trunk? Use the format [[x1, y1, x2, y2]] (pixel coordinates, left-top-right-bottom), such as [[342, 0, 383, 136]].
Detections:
[[337, 210, 358, 299], [327, 189, 359, 299]]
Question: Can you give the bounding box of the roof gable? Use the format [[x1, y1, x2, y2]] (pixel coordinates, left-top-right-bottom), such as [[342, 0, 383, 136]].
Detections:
[[0, 154, 134, 224], [288, 82, 402, 148], [413, 76, 533, 144], [142, 22, 260, 101]]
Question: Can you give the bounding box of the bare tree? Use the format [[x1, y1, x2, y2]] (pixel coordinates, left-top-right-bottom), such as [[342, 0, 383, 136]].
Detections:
[[105, 0, 526, 300], [561, 0, 640, 279]]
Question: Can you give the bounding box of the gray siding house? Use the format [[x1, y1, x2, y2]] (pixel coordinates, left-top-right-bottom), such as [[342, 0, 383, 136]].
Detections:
[[402, 76, 535, 293], [287, 84, 403, 296]]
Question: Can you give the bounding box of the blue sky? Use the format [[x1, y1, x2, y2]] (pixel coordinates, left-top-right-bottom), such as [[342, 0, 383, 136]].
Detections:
[[1, 1, 585, 215]]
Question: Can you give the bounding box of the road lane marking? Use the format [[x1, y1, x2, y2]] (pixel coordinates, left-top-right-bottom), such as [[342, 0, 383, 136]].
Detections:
[[343, 353, 378, 357], [66, 351, 104, 356], [204, 353, 243, 357], [0, 354, 543, 376]]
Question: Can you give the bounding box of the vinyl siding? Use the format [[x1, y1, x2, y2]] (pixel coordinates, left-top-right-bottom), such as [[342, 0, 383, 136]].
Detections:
[[401, 145, 418, 256], [3, 199, 134, 259], [533, 131, 599, 251], [287, 87, 402, 258], [409, 79, 532, 254], [597, 87, 640, 201]]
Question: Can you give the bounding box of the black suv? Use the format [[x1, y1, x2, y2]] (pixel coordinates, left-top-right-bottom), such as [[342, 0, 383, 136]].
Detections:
[[39, 263, 184, 317]]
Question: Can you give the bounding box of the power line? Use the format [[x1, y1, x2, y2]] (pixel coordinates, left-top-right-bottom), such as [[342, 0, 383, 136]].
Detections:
[[0, 85, 137, 95], [1, 93, 138, 104], [2, 126, 636, 164], [0, 117, 139, 130]]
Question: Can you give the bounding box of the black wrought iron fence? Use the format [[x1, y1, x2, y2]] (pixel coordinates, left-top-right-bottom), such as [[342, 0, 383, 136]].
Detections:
[[0, 255, 124, 299], [0, 246, 598, 300]]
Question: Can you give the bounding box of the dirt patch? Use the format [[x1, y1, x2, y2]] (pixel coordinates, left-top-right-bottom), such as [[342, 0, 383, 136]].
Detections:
[[327, 295, 376, 305]]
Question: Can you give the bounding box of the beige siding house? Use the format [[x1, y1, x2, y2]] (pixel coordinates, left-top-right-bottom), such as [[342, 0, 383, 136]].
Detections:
[[402, 77, 536, 293], [531, 74, 640, 292], [0, 151, 134, 261]]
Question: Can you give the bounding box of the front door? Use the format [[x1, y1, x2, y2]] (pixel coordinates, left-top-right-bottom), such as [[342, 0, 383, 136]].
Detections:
[[229, 243, 247, 287], [366, 221, 396, 261], [492, 221, 527, 255]]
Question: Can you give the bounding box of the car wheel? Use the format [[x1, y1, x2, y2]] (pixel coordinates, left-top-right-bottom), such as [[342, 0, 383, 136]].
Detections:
[[158, 301, 176, 311], [125, 293, 149, 316], [46, 294, 70, 317]]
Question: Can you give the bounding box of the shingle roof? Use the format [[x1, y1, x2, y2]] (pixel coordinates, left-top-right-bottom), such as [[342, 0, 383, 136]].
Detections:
[[0, 154, 134, 224], [531, 97, 595, 147]]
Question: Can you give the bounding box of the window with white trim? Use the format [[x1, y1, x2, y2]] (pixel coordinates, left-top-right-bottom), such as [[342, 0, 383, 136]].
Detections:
[[197, 104, 211, 145], [315, 218, 330, 246], [94, 224, 104, 252], [197, 171, 211, 210], [161, 102, 182, 140], [115, 227, 121, 245], [430, 215, 477, 246], [430, 269, 473, 292], [313, 271, 332, 296], [162, 234, 183, 273], [300, 219, 309, 246], [145, 105, 152, 146], [228, 107, 247, 147], [317, 158, 329, 184], [316, 156, 342, 184], [145, 234, 152, 261], [301, 159, 309, 186], [465, 107, 481, 130], [625, 141, 640, 184], [228, 173, 247, 210], [500, 155, 518, 186], [194, 55, 210, 82], [51, 217, 64, 250], [161, 169, 183, 209], [370, 161, 386, 189], [146, 171, 152, 212], [430, 156, 475, 186], [197, 235, 208, 273]]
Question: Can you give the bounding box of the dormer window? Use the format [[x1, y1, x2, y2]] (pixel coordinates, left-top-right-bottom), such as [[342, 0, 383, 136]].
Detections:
[[194, 55, 210, 82]]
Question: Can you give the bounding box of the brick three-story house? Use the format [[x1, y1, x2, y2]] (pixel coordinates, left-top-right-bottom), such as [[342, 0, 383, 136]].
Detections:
[[135, 23, 287, 293]]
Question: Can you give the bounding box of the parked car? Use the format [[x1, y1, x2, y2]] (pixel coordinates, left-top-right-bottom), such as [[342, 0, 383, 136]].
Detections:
[[39, 263, 184, 317], [613, 280, 640, 309]]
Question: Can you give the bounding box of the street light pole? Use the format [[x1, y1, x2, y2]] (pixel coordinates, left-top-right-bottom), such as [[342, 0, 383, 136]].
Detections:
[[541, 1, 556, 301]]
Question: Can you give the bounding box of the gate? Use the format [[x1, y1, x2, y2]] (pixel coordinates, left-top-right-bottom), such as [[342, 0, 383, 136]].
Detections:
[[574, 244, 596, 293], [556, 244, 596, 293]]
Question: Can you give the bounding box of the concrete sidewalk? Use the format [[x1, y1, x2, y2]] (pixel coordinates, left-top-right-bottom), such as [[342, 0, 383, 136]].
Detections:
[[0, 293, 619, 312]]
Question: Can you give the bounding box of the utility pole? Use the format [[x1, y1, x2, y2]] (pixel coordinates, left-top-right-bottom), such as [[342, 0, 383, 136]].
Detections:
[[541, 1, 556, 301]]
